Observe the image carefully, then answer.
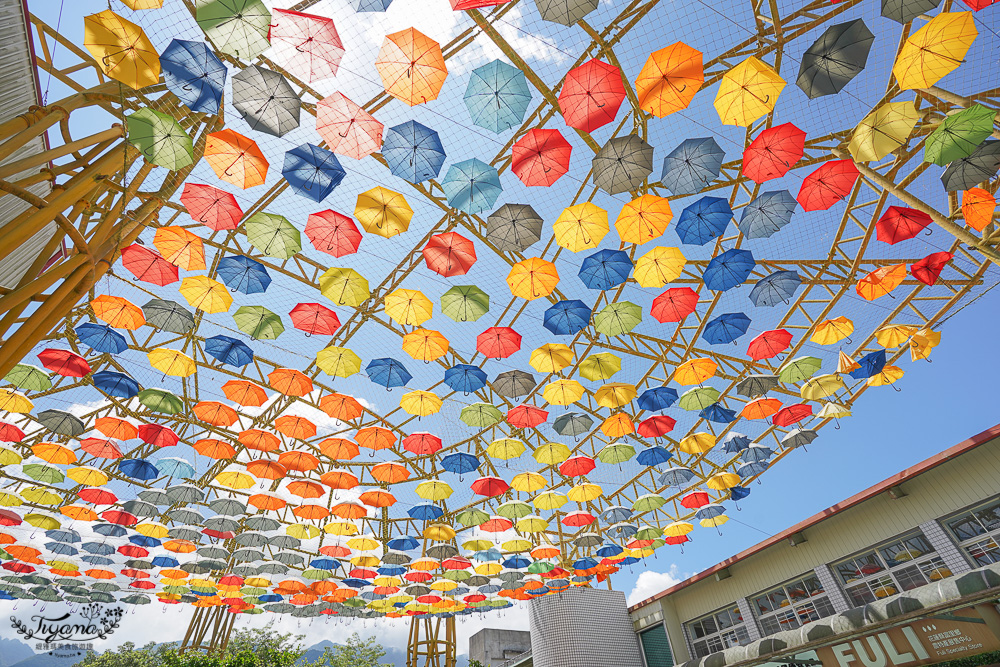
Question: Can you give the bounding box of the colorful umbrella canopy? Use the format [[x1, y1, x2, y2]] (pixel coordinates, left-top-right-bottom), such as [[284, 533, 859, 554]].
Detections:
[[159, 39, 226, 114], [911, 251, 953, 286], [616, 195, 672, 245], [796, 19, 874, 98], [925, 105, 997, 166], [385, 289, 433, 326], [487, 204, 543, 253], [441, 286, 489, 322], [304, 211, 362, 258], [635, 42, 703, 117], [232, 66, 301, 138], [204, 130, 268, 189], [442, 159, 503, 215], [120, 245, 178, 286], [507, 258, 559, 300], [465, 60, 531, 133], [282, 144, 346, 202], [941, 140, 1000, 192], [651, 287, 698, 323], [153, 226, 205, 271], [316, 93, 384, 160], [856, 264, 907, 300], [703, 312, 751, 345], [749, 270, 802, 307], [535, 0, 599, 24], [143, 300, 195, 333], [542, 301, 590, 336], [742, 123, 805, 183], [376, 28, 447, 106], [593, 135, 654, 195], [511, 129, 572, 187], [180, 183, 242, 231], [797, 160, 859, 211], [738, 190, 797, 239], [848, 102, 920, 162], [84, 10, 159, 90], [660, 137, 724, 195], [319, 268, 369, 306], [893, 12, 977, 90], [554, 203, 608, 252], [422, 232, 477, 277], [382, 121, 446, 184], [882, 0, 941, 23], [676, 196, 732, 245], [126, 109, 193, 171], [559, 59, 626, 132], [579, 250, 632, 290], [195, 0, 271, 60], [715, 56, 785, 126], [876, 206, 932, 244], [268, 9, 344, 83], [355, 187, 413, 238], [594, 302, 642, 336], [634, 247, 686, 288], [244, 212, 302, 259], [179, 277, 233, 313], [233, 306, 284, 340], [703, 249, 755, 292]]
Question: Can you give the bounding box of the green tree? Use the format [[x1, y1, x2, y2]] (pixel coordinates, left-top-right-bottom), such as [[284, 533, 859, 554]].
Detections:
[[312, 633, 390, 667], [79, 642, 176, 667], [79, 628, 305, 667]]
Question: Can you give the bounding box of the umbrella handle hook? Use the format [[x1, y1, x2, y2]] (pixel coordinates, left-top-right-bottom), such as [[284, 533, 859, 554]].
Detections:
[[892, 384, 902, 393]]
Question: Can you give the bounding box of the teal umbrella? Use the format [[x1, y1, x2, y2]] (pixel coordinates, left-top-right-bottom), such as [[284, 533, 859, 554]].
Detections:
[[464, 60, 532, 133], [126, 109, 194, 171]]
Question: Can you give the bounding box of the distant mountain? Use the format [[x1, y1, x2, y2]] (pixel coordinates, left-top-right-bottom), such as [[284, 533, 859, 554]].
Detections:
[[0, 638, 35, 667], [299, 640, 466, 667], [9, 648, 84, 667]]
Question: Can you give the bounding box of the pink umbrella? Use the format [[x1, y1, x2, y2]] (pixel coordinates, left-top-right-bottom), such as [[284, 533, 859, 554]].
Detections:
[[305, 210, 362, 257], [316, 93, 384, 160], [268, 9, 345, 84]]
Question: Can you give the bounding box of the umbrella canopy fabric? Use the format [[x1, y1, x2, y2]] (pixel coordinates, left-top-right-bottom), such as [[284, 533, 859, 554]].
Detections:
[[376, 28, 447, 106], [233, 306, 284, 340], [593, 135, 654, 195], [796, 20, 874, 98], [704, 249, 755, 291], [941, 140, 1000, 191], [738, 190, 797, 239], [511, 129, 572, 187], [554, 203, 608, 252], [282, 144, 345, 202], [316, 93, 384, 160], [204, 130, 268, 189], [486, 204, 543, 253], [268, 9, 344, 84], [180, 183, 242, 231], [244, 213, 302, 259], [464, 60, 531, 133], [750, 270, 802, 306], [441, 286, 489, 322], [715, 56, 785, 126], [676, 197, 732, 245], [703, 312, 751, 344], [543, 300, 591, 336], [660, 137, 724, 195], [559, 59, 626, 132], [232, 66, 301, 138], [382, 121, 446, 184], [635, 42, 703, 117], [893, 12, 977, 90], [742, 123, 805, 183], [882, 0, 941, 23], [355, 187, 413, 238], [849, 102, 920, 162], [579, 250, 632, 290], [143, 300, 195, 333], [76, 324, 127, 354], [120, 245, 178, 286], [84, 10, 159, 90], [205, 335, 254, 366], [442, 159, 502, 214], [797, 160, 859, 211], [159, 39, 225, 114], [217, 256, 271, 295], [126, 109, 193, 171], [534, 0, 599, 25], [616, 195, 672, 245], [196, 0, 271, 60], [925, 104, 997, 166]]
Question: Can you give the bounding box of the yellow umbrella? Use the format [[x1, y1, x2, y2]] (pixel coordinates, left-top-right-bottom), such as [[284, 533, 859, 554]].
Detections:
[[678, 432, 715, 454], [22, 487, 61, 505], [663, 521, 693, 537], [510, 471, 546, 493], [672, 358, 716, 385], [868, 365, 904, 387], [516, 515, 549, 532], [120, 0, 162, 8], [24, 513, 60, 529], [399, 390, 442, 417], [616, 195, 672, 245], [818, 402, 852, 420], [415, 480, 453, 501], [634, 247, 686, 288], [502, 538, 533, 552], [533, 491, 567, 510], [700, 515, 729, 529], [837, 351, 860, 374], [401, 328, 449, 362], [136, 522, 169, 539], [0, 447, 21, 466], [154, 226, 206, 271], [83, 10, 159, 89], [67, 466, 108, 486], [214, 471, 255, 490], [910, 327, 941, 361], [147, 348, 196, 378], [424, 523, 455, 541], [566, 483, 602, 502], [811, 316, 854, 345], [288, 523, 321, 540], [507, 257, 559, 300], [385, 289, 433, 326], [180, 276, 232, 313], [319, 268, 369, 307], [848, 102, 920, 162], [893, 12, 977, 91], [355, 187, 413, 238], [875, 324, 918, 348], [594, 383, 637, 408], [0, 389, 32, 414], [706, 472, 740, 490], [0, 492, 21, 507], [553, 203, 608, 252], [529, 344, 573, 373], [487, 438, 525, 460], [324, 521, 359, 536], [579, 353, 621, 381], [475, 563, 503, 576], [351, 555, 380, 567], [533, 442, 571, 465], [316, 346, 362, 378], [543, 379, 586, 406], [463, 539, 494, 552], [800, 374, 846, 400], [429, 578, 458, 592], [714, 56, 785, 126], [347, 535, 381, 551]]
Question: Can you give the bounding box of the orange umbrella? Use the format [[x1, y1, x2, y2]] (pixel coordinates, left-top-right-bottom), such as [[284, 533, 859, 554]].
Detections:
[[60, 505, 99, 521], [153, 226, 206, 271], [962, 188, 995, 232], [319, 437, 359, 460], [278, 450, 320, 472], [33, 442, 76, 465], [359, 489, 396, 508], [249, 493, 286, 511], [507, 257, 559, 300], [600, 413, 635, 438], [635, 42, 703, 117], [268, 368, 314, 396], [740, 397, 781, 420], [286, 478, 324, 497], [246, 459, 286, 480], [375, 28, 447, 106], [856, 263, 906, 300], [331, 501, 367, 519], [222, 380, 268, 406], [91, 295, 145, 329], [275, 416, 317, 440], [238, 429, 281, 453], [372, 462, 410, 484], [321, 470, 359, 489], [355, 426, 396, 452], [193, 401, 239, 427], [293, 505, 329, 521], [319, 393, 364, 421], [193, 438, 236, 459], [204, 129, 268, 189], [94, 416, 137, 440]]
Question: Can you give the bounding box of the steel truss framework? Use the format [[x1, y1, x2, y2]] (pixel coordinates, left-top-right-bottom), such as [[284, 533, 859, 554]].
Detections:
[[0, 0, 995, 663]]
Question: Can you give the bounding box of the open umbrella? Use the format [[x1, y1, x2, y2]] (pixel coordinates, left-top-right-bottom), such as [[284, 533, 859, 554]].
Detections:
[[856, 264, 906, 300], [487, 204, 543, 253], [535, 0, 598, 24], [441, 286, 489, 322], [204, 130, 268, 189], [738, 190, 797, 239], [153, 226, 204, 271], [196, 0, 271, 59], [634, 247, 686, 288], [159, 39, 226, 114], [148, 349, 196, 378], [796, 20, 874, 98], [316, 93, 384, 160], [180, 183, 242, 231], [233, 306, 284, 340], [660, 137, 724, 195], [559, 59, 626, 132], [217, 256, 271, 294], [797, 160, 859, 211], [355, 187, 412, 238], [120, 245, 178, 286], [126, 109, 193, 171], [543, 300, 590, 335], [749, 270, 802, 306], [354, 0, 393, 9], [507, 258, 559, 299], [747, 329, 792, 360], [616, 195, 672, 245], [911, 251, 953, 286], [925, 105, 997, 166], [84, 10, 159, 89], [205, 335, 254, 366], [702, 312, 751, 344], [593, 135, 654, 195], [366, 359, 412, 389], [703, 248, 755, 291], [376, 28, 447, 106], [76, 323, 127, 354], [675, 196, 732, 245], [848, 102, 920, 162], [876, 206, 932, 244], [444, 365, 488, 394], [579, 249, 632, 290], [268, 8, 344, 84], [465, 60, 531, 133], [382, 121, 446, 184], [594, 302, 642, 336], [422, 232, 477, 277], [282, 144, 345, 202], [493, 370, 536, 398], [941, 140, 1000, 191], [554, 203, 608, 252], [143, 299, 195, 333], [245, 212, 301, 259], [233, 66, 300, 138], [442, 159, 502, 214], [883, 0, 941, 23], [385, 289, 433, 326], [962, 188, 995, 231], [180, 276, 232, 313], [290, 303, 340, 336], [304, 211, 360, 258], [651, 287, 698, 323], [743, 123, 805, 183], [715, 56, 784, 126], [635, 42, 703, 117], [893, 12, 977, 90], [511, 129, 571, 187]]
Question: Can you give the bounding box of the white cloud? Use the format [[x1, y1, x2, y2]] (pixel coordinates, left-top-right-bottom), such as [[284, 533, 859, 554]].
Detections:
[[627, 565, 684, 606]]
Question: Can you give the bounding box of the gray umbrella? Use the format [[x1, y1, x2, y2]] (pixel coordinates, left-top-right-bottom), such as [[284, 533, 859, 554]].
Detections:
[[203, 516, 241, 533], [497, 571, 525, 582], [427, 543, 459, 559], [125, 559, 154, 570], [406, 584, 432, 596], [142, 299, 195, 334], [592, 134, 654, 195], [93, 583, 120, 593], [257, 561, 289, 574], [486, 203, 543, 253], [881, 0, 940, 24], [553, 412, 593, 438], [120, 594, 149, 605], [166, 484, 205, 504], [138, 488, 171, 505], [573, 533, 601, 547], [465, 575, 491, 587], [796, 20, 874, 99], [270, 535, 301, 550], [244, 515, 280, 531], [232, 65, 301, 138], [736, 374, 779, 397], [208, 497, 247, 516], [781, 428, 817, 449], [233, 547, 265, 562], [657, 466, 695, 487], [941, 140, 1000, 192], [492, 370, 536, 398], [36, 409, 85, 437], [168, 527, 202, 541], [232, 565, 258, 577], [273, 551, 305, 566], [197, 546, 230, 560], [382, 551, 412, 565], [607, 522, 637, 540], [534, 0, 598, 25], [121, 499, 158, 518], [168, 508, 204, 525]]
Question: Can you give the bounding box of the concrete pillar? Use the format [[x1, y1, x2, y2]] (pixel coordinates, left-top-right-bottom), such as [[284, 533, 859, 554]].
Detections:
[[919, 519, 972, 576], [814, 564, 851, 613], [736, 597, 762, 641]]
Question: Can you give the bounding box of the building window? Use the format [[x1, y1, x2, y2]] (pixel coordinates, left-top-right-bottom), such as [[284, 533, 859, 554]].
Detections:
[[833, 531, 952, 607], [751, 574, 836, 636], [945, 497, 1000, 566], [639, 624, 673, 667], [685, 605, 750, 659]]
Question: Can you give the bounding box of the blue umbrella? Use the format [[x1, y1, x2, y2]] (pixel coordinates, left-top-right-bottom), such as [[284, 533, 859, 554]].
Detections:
[[695, 504, 726, 521], [45, 542, 78, 556], [366, 358, 412, 389], [130, 535, 161, 548], [721, 432, 751, 453], [618, 556, 641, 566], [282, 143, 345, 202], [352, 0, 393, 9], [378, 565, 407, 575], [408, 504, 444, 521], [750, 270, 802, 307], [573, 557, 599, 570], [159, 40, 226, 114], [311, 558, 339, 570], [730, 485, 751, 509], [92, 371, 139, 399], [383, 121, 446, 184], [444, 364, 487, 394], [473, 548, 502, 562], [92, 524, 127, 537], [660, 137, 725, 195], [849, 350, 886, 379], [700, 403, 736, 423], [658, 466, 695, 487], [503, 556, 530, 569], [464, 60, 532, 133], [543, 300, 591, 335], [81, 555, 115, 566], [703, 248, 755, 291], [636, 447, 673, 466], [152, 556, 180, 568], [46, 529, 80, 543], [258, 594, 283, 602], [596, 544, 624, 558], [216, 256, 271, 295], [157, 457, 195, 478], [119, 459, 160, 481], [637, 387, 679, 411], [675, 196, 733, 245], [387, 536, 419, 550], [76, 323, 127, 354], [737, 461, 769, 478], [441, 159, 502, 214], [741, 444, 774, 462], [82, 542, 115, 556], [579, 249, 633, 290], [205, 335, 254, 367], [702, 312, 751, 345], [441, 452, 480, 475], [738, 190, 797, 239]]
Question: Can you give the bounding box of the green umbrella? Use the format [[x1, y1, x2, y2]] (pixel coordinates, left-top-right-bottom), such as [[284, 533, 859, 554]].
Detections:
[[126, 109, 194, 171], [455, 508, 490, 527], [635, 526, 663, 540], [596, 441, 635, 464], [632, 494, 666, 512], [496, 500, 533, 520], [163, 585, 189, 595], [138, 388, 184, 414], [459, 403, 503, 428], [4, 364, 51, 392], [302, 569, 333, 580], [678, 386, 720, 411], [778, 356, 823, 384], [925, 104, 997, 166], [578, 353, 621, 382], [441, 285, 490, 322], [593, 301, 642, 337], [527, 561, 555, 574], [21, 463, 64, 484], [244, 212, 302, 259], [233, 305, 284, 340], [442, 570, 471, 581], [196, 0, 271, 60]]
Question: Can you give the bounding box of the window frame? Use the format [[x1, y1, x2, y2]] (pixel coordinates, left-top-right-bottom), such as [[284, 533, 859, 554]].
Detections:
[[684, 604, 751, 659], [750, 572, 836, 637], [942, 495, 1000, 567]]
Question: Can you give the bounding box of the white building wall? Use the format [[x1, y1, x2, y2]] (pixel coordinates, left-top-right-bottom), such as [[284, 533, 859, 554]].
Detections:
[[529, 588, 643, 667]]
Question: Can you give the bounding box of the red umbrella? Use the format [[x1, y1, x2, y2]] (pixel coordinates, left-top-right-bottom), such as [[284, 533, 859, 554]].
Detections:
[[511, 128, 572, 187], [796, 160, 859, 211], [875, 206, 932, 244], [117, 544, 149, 558], [664, 535, 689, 545], [269, 9, 345, 84], [507, 405, 548, 428], [450, 0, 512, 8], [470, 476, 509, 497], [203, 529, 236, 540], [402, 432, 442, 455], [681, 491, 710, 508], [0, 510, 21, 526], [289, 303, 341, 336], [305, 210, 362, 257], [562, 511, 595, 527], [137, 423, 179, 447], [772, 403, 812, 427], [316, 92, 384, 160], [742, 123, 806, 183], [37, 349, 90, 377], [558, 455, 595, 477], [120, 244, 179, 286], [3, 562, 33, 573], [0, 421, 25, 442], [651, 287, 699, 323], [79, 438, 123, 459], [78, 487, 118, 505], [180, 183, 242, 231], [558, 59, 626, 133], [747, 329, 793, 360], [637, 415, 676, 438], [476, 327, 521, 359], [101, 510, 138, 526], [422, 232, 477, 277], [911, 251, 953, 286]]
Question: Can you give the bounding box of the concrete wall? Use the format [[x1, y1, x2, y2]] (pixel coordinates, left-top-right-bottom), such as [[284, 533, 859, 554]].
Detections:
[[529, 588, 643, 667], [469, 628, 532, 666]]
